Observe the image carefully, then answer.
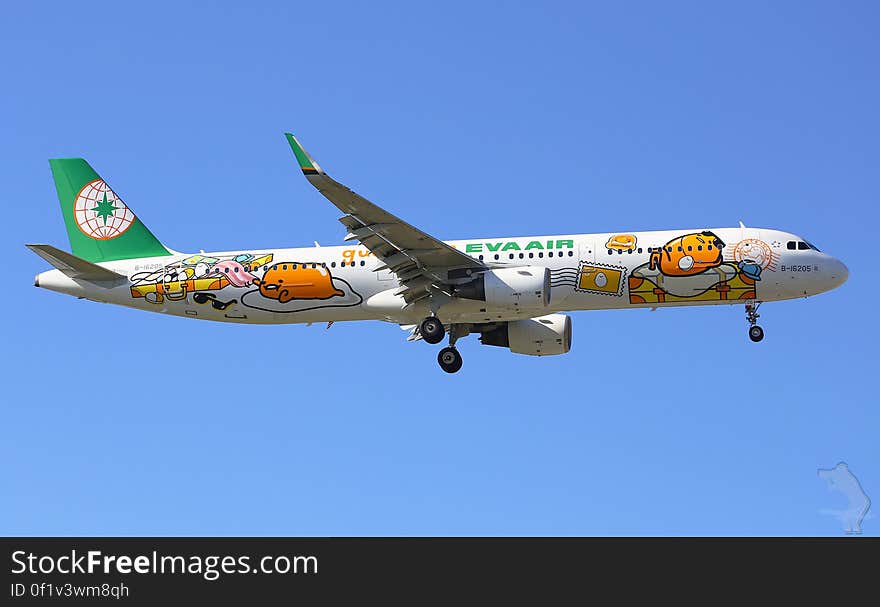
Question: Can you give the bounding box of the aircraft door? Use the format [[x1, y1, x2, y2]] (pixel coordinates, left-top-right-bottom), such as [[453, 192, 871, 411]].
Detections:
[[579, 239, 595, 264]]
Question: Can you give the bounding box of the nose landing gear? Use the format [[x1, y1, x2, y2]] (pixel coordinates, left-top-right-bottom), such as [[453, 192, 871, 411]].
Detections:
[[748, 325, 765, 342], [745, 301, 764, 342]]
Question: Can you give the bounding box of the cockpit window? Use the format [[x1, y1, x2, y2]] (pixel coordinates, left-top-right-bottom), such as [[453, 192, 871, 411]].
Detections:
[[789, 240, 819, 251]]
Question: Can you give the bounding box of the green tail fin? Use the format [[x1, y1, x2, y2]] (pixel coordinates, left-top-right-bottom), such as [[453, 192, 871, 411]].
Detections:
[[49, 158, 171, 262]]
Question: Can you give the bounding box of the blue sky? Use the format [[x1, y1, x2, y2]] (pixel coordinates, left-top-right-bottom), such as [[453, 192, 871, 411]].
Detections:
[[1, 1, 877, 535]]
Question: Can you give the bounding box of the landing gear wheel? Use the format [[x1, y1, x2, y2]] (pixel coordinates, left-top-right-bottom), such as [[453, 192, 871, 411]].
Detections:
[[749, 325, 764, 342], [420, 316, 445, 345], [437, 347, 463, 373]]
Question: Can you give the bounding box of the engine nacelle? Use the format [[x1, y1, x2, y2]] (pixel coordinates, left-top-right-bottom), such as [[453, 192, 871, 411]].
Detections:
[[456, 267, 551, 309], [480, 314, 572, 356]]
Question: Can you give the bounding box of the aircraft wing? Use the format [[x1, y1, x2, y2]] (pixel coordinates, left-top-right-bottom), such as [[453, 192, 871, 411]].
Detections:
[[285, 133, 485, 303]]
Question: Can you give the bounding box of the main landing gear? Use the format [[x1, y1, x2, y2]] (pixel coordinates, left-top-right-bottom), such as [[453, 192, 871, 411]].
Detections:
[[419, 316, 445, 344], [420, 316, 465, 373], [745, 301, 764, 342], [438, 346, 463, 374]]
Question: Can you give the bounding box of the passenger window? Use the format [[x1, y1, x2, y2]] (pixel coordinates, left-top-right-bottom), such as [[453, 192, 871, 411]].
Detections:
[[509, 254, 514, 259], [331, 262, 336, 268], [494, 254, 499, 260], [607, 249, 613, 255], [519, 253, 524, 259], [528, 252, 534, 258], [707, 245, 713, 251], [360, 260, 365, 266], [569, 251, 574, 257], [538, 252, 544, 258], [637, 248, 643, 253], [787, 241, 796, 250]]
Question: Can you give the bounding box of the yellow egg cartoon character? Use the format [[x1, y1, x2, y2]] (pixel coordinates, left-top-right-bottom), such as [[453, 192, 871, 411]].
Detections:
[[605, 234, 637, 251], [649, 231, 725, 276], [259, 263, 344, 304]]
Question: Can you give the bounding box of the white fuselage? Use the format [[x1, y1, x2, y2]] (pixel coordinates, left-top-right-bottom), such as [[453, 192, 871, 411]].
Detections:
[[35, 227, 848, 325]]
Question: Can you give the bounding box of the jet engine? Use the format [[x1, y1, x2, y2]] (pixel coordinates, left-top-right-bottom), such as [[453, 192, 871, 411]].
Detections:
[[479, 314, 572, 356], [455, 267, 551, 309]]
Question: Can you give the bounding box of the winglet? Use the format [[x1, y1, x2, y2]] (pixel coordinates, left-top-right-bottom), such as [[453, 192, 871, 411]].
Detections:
[[284, 133, 324, 176]]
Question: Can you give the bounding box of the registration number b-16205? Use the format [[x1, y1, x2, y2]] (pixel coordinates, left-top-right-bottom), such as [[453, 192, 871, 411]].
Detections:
[[780, 265, 818, 272]]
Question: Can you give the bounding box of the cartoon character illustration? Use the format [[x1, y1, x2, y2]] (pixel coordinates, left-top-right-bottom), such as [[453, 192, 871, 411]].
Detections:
[[259, 263, 345, 304], [131, 265, 229, 304], [605, 234, 637, 251], [628, 231, 760, 304], [209, 260, 258, 287], [649, 231, 725, 276], [130, 253, 274, 305], [130, 252, 361, 312], [159, 267, 191, 301], [576, 264, 625, 296], [728, 239, 777, 281]]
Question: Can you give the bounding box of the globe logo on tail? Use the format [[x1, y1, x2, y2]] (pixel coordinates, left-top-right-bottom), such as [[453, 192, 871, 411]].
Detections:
[[73, 179, 135, 240]]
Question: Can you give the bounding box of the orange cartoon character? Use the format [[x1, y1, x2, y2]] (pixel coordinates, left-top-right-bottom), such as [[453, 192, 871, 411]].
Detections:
[[649, 231, 725, 276], [259, 263, 344, 304]]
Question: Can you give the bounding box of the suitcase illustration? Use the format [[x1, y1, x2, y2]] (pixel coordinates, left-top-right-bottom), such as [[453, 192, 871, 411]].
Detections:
[[629, 262, 756, 304]]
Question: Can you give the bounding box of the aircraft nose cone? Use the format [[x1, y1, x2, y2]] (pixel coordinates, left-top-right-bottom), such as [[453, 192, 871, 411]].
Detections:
[[830, 258, 849, 288]]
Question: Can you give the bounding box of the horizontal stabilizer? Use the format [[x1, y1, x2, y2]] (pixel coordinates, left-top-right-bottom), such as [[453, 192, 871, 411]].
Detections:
[[26, 244, 126, 282]]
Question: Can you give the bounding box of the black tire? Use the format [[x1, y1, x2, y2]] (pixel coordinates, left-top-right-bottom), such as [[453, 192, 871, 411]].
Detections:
[[437, 347, 463, 373], [749, 325, 764, 342], [420, 316, 445, 345]]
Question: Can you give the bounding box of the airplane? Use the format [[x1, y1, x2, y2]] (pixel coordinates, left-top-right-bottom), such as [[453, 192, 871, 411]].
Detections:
[[29, 133, 849, 373]]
